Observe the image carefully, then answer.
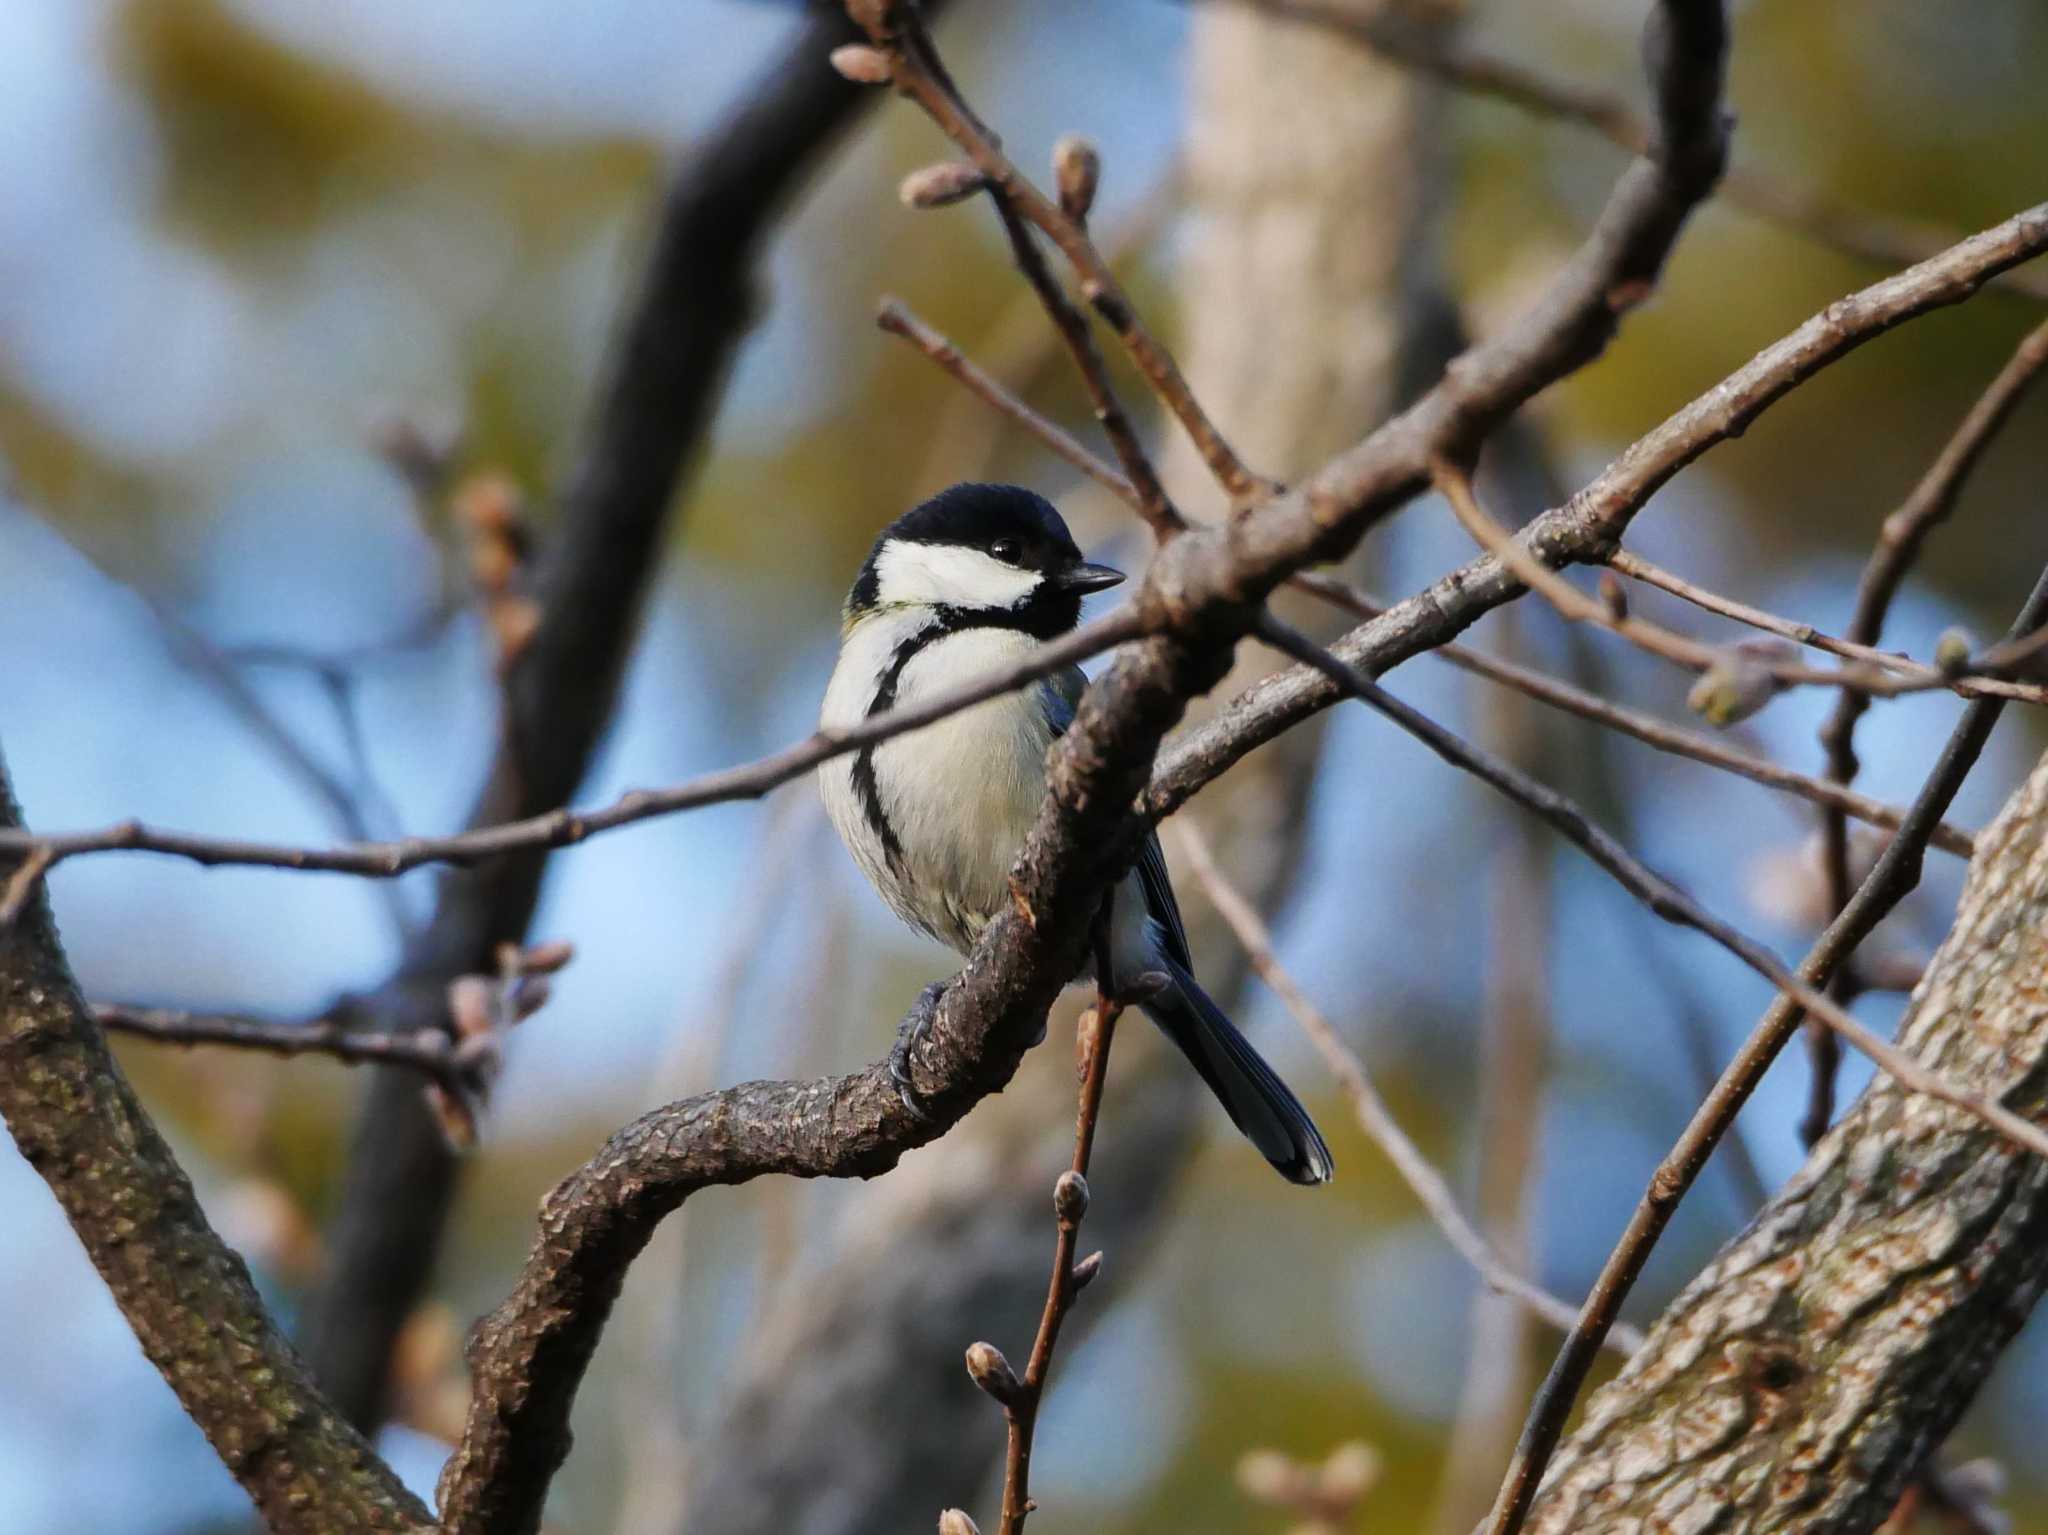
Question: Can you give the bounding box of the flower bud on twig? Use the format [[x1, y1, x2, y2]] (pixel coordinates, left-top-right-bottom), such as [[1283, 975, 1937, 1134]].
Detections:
[[829, 44, 892, 85], [964, 1340, 1021, 1404], [1070, 1250, 1104, 1291], [1053, 1169, 1090, 1225], [1052, 134, 1100, 223], [937, 1511, 980, 1535], [1687, 651, 1777, 726], [900, 162, 989, 209], [1934, 626, 1975, 677]]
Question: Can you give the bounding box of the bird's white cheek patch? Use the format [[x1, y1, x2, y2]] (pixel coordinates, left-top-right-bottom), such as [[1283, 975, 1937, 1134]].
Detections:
[[874, 541, 1042, 608]]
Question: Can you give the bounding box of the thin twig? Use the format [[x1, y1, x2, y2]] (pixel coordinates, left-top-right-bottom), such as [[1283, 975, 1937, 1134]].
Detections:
[[1292, 574, 1975, 858], [1468, 558, 2048, 1535], [1608, 549, 2048, 706], [0, 610, 1143, 892], [1251, 613, 2048, 1164], [1439, 466, 2045, 704], [1807, 316, 2048, 1140], [987, 995, 1123, 1535], [1171, 823, 1640, 1356], [858, 0, 1279, 506], [985, 200, 1183, 539], [1237, 0, 2048, 305], [92, 1003, 473, 1087], [879, 298, 1140, 505]]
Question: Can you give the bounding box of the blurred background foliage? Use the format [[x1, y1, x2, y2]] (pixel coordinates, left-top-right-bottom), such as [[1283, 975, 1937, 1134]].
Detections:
[[2, 0, 2046, 1531]]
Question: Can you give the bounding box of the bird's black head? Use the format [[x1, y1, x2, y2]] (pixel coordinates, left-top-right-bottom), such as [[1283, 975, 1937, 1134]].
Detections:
[[846, 483, 1123, 639]]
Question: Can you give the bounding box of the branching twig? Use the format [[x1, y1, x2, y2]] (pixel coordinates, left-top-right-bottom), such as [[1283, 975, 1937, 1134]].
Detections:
[[1806, 316, 2048, 1139], [856, 0, 1278, 507], [1438, 466, 2044, 706], [1253, 614, 2048, 1164], [94, 1003, 474, 1084], [1171, 823, 1641, 1355], [1237, 0, 2048, 305], [976, 995, 1123, 1535], [879, 298, 1139, 505], [1294, 575, 1975, 857], [1605, 548, 2047, 705]]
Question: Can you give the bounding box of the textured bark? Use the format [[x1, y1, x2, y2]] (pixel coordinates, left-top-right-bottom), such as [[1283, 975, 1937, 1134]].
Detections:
[[674, 8, 1447, 1530], [299, 2, 906, 1428], [1528, 749, 2048, 1534], [0, 747, 431, 1533]]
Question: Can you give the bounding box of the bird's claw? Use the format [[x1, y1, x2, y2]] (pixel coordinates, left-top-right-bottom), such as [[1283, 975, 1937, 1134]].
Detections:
[[888, 979, 949, 1123]]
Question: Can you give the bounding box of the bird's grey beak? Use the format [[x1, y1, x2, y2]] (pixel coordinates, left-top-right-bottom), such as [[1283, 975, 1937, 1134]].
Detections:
[[1055, 560, 1125, 594]]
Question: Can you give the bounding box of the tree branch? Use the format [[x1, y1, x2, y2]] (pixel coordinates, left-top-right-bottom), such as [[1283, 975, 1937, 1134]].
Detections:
[[1147, 201, 2048, 823], [1235, 0, 2048, 305], [1171, 822, 1641, 1354], [299, 0, 920, 1431], [1806, 315, 2048, 1139], [0, 748, 431, 1532]]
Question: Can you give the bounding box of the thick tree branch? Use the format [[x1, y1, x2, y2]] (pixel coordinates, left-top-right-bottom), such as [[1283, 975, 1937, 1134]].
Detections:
[[0, 749, 431, 1533], [300, 0, 919, 1430]]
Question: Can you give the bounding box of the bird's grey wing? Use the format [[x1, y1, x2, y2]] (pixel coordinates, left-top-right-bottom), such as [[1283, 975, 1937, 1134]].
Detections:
[[1040, 665, 1194, 972]]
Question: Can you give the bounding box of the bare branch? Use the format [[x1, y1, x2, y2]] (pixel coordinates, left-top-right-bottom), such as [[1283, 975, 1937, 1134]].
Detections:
[[1171, 822, 1641, 1355], [1237, 0, 2048, 305], [989, 997, 1122, 1535], [1607, 548, 2048, 705], [0, 611, 1140, 890], [878, 298, 1139, 504], [1807, 316, 2048, 1138], [1150, 202, 2048, 822], [95, 1003, 473, 1082], [1293, 575, 1975, 857], [856, 0, 1278, 506], [1252, 614, 2048, 1165], [1438, 465, 2043, 706]]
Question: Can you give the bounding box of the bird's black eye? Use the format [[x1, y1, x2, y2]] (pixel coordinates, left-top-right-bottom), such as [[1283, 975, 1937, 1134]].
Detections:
[[990, 538, 1022, 565]]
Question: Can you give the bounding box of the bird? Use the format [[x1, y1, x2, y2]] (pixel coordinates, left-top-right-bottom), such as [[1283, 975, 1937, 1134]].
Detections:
[[817, 482, 1333, 1185]]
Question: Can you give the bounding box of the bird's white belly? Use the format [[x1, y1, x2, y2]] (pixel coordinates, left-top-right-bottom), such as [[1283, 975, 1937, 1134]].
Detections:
[[819, 619, 1055, 953]]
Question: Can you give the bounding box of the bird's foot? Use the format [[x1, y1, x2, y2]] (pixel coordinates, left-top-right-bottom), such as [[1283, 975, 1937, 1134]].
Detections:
[[888, 979, 949, 1122]]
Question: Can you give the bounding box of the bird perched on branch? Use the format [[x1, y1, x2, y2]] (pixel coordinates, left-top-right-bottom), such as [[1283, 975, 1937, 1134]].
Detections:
[[818, 482, 1333, 1184]]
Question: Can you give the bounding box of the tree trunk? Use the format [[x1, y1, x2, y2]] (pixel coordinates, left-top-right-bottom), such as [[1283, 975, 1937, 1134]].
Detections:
[[1529, 747, 2048, 1533]]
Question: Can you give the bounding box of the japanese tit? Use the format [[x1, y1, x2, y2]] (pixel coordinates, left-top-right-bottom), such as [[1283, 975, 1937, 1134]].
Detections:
[[818, 482, 1333, 1185]]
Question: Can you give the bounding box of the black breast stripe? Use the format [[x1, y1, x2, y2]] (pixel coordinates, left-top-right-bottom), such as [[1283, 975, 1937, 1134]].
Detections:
[[850, 607, 1018, 883], [851, 622, 935, 881]]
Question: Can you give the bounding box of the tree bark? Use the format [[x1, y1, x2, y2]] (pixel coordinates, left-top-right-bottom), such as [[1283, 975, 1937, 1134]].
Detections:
[[0, 746, 431, 1533], [1528, 747, 2048, 1533]]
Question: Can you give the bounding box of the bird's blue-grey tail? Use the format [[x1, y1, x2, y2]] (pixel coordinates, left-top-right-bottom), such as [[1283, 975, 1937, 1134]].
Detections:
[[1141, 956, 1334, 1185]]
